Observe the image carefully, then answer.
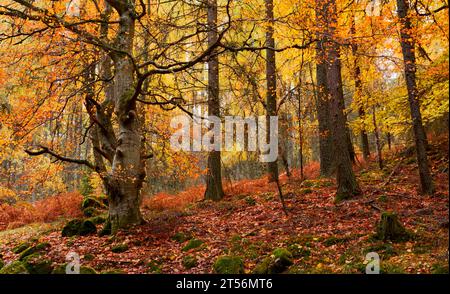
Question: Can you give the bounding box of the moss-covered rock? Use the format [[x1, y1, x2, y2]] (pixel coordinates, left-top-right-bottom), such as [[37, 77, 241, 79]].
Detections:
[[0, 261, 29, 274], [182, 239, 203, 252], [83, 207, 98, 217], [12, 242, 31, 254], [62, 219, 96, 237], [182, 255, 198, 269], [171, 232, 193, 243], [79, 220, 97, 236], [375, 212, 410, 242], [0, 259, 4, 270], [51, 263, 97, 274], [23, 253, 53, 274], [81, 197, 105, 210], [98, 220, 112, 236], [17, 242, 50, 261], [213, 256, 244, 274], [111, 243, 128, 253], [62, 219, 83, 237], [102, 269, 126, 274], [244, 196, 256, 206], [88, 215, 106, 225], [252, 248, 293, 274]]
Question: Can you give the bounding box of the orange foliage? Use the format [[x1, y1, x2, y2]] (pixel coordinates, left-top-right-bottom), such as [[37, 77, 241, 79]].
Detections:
[[142, 186, 205, 211], [0, 192, 83, 230]]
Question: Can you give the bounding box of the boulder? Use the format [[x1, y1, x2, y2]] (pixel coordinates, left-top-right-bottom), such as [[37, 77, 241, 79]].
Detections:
[[0, 261, 29, 274], [213, 256, 244, 274], [23, 253, 53, 274]]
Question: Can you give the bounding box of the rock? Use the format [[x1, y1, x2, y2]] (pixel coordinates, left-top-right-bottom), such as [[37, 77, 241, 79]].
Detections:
[[213, 256, 244, 274], [252, 248, 293, 274], [98, 221, 112, 236], [88, 215, 106, 225], [62, 219, 96, 237], [182, 239, 203, 252], [375, 212, 410, 242], [52, 263, 97, 274], [79, 220, 97, 236], [23, 253, 53, 274], [111, 243, 129, 253], [18, 242, 51, 261], [62, 219, 83, 237], [0, 261, 29, 274], [12, 242, 31, 254], [81, 197, 105, 210], [182, 255, 198, 269], [83, 207, 98, 217]]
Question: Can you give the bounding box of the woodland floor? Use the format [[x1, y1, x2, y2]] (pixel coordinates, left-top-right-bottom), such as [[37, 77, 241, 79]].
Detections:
[[0, 139, 449, 274]]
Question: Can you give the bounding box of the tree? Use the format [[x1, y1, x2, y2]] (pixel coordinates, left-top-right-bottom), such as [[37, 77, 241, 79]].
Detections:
[[315, 0, 334, 177], [265, 0, 279, 182], [205, 0, 225, 201], [396, 0, 434, 194], [323, 0, 361, 201]]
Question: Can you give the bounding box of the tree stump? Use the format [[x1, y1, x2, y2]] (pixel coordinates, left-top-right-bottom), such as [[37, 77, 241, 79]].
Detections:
[[376, 212, 410, 242]]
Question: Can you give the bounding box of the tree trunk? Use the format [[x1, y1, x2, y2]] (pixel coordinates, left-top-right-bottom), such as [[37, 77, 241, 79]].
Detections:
[[205, 0, 225, 201], [324, 0, 361, 201], [372, 105, 383, 169], [315, 0, 334, 177], [105, 4, 144, 232], [350, 10, 370, 161], [396, 0, 434, 194], [265, 0, 279, 182]]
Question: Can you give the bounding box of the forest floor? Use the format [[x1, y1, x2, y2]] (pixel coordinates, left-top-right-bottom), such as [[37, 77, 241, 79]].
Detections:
[[0, 138, 448, 274]]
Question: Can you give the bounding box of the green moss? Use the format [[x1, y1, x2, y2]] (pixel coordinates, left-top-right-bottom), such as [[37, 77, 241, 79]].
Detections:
[[81, 197, 105, 210], [88, 215, 106, 225], [84, 253, 95, 261], [378, 195, 388, 203], [299, 188, 313, 195], [62, 219, 83, 237], [0, 259, 4, 270], [252, 257, 272, 274], [287, 244, 311, 258], [182, 255, 198, 269], [79, 220, 97, 236], [23, 253, 53, 274], [19, 246, 37, 261], [380, 262, 405, 274], [182, 239, 203, 252], [244, 196, 256, 206], [363, 243, 397, 258], [146, 260, 162, 274], [375, 212, 411, 242], [213, 256, 244, 274], [36, 242, 50, 251], [80, 266, 97, 274], [171, 232, 193, 243], [0, 261, 29, 274], [83, 207, 98, 217], [102, 269, 126, 274], [272, 248, 293, 265], [323, 236, 350, 247], [431, 262, 449, 274], [52, 263, 97, 274], [98, 220, 111, 236], [111, 243, 128, 253], [12, 242, 30, 254]]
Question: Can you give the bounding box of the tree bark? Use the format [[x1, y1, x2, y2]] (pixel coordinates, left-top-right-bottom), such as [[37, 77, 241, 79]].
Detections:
[[396, 0, 434, 194], [350, 14, 370, 161], [324, 0, 361, 201], [265, 0, 279, 182], [315, 0, 334, 177], [104, 2, 144, 232], [204, 0, 225, 201]]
